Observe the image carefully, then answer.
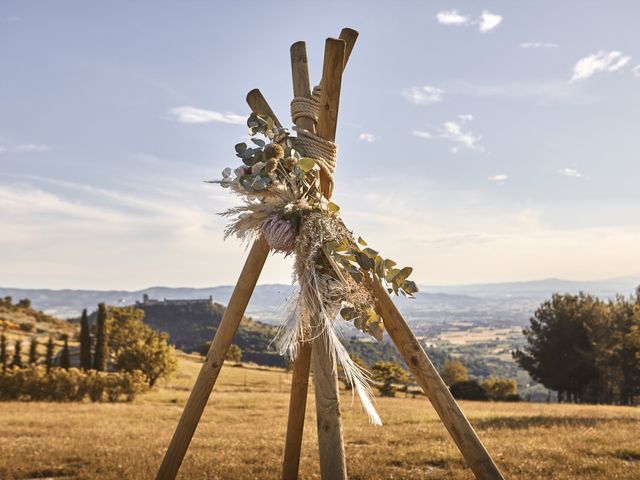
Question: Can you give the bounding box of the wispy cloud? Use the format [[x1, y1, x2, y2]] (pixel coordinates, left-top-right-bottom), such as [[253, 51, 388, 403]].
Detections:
[[413, 114, 483, 153], [402, 85, 443, 105], [358, 133, 376, 143], [436, 10, 469, 26], [488, 174, 508, 183], [0, 144, 50, 154], [559, 168, 582, 178], [436, 9, 502, 33], [520, 42, 558, 49], [570, 51, 632, 82], [632, 65, 640, 77], [169, 106, 245, 124]]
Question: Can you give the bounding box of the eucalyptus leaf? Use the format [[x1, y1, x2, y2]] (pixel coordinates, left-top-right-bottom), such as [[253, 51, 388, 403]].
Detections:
[[299, 157, 316, 173]]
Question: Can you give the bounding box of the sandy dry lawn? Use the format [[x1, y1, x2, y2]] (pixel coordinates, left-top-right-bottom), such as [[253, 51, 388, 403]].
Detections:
[[1, 354, 640, 479]]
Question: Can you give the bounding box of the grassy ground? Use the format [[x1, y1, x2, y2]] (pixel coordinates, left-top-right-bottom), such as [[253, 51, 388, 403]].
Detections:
[[1, 353, 639, 479]]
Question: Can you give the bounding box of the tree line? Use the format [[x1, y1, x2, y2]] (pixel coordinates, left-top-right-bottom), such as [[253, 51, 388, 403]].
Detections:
[[1, 301, 178, 401], [514, 288, 640, 404]]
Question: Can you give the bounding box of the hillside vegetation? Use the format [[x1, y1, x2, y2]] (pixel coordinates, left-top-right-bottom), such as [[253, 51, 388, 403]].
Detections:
[[0, 353, 638, 479]]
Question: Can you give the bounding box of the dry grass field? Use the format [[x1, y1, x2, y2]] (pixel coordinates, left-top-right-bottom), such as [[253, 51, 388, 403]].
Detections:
[[1, 353, 639, 479]]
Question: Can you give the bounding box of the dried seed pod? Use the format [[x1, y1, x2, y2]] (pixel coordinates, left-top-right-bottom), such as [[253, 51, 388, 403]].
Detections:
[[265, 158, 278, 175], [264, 143, 285, 160], [283, 156, 298, 170]]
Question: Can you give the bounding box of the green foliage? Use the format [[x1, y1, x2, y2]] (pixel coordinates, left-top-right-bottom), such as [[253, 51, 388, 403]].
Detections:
[[45, 336, 54, 372], [0, 366, 148, 402], [12, 340, 22, 368], [60, 336, 71, 370], [80, 309, 92, 370], [93, 303, 108, 371], [514, 291, 640, 404], [115, 330, 177, 387], [0, 333, 7, 370], [225, 344, 242, 363], [481, 377, 519, 401], [371, 361, 409, 397], [450, 380, 488, 401], [441, 359, 469, 386], [28, 337, 38, 365]]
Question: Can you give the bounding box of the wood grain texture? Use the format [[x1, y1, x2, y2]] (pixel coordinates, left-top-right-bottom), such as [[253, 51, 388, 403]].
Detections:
[[280, 41, 315, 480], [311, 37, 348, 480], [156, 237, 270, 480], [246, 89, 283, 129], [338, 28, 358, 68], [281, 342, 312, 480], [372, 279, 505, 480]]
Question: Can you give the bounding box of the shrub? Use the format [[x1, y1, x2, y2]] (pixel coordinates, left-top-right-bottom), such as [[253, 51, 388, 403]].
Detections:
[[481, 377, 520, 401], [450, 380, 489, 401], [0, 366, 148, 402]]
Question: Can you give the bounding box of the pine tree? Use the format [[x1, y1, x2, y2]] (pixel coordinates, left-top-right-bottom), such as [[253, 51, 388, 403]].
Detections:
[[0, 333, 7, 370], [60, 335, 71, 370], [45, 336, 54, 372], [93, 303, 108, 371], [12, 340, 23, 368], [29, 337, 38, 364], [80, 308, 92, 370]]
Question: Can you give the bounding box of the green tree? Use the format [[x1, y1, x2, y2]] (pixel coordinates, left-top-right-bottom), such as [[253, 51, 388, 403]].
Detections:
[[60, 335, 71, 370], [107, 306, 147, 357], [0, 333, 7, 370], [514, 293, 603, 403], [589, 296, 640, 405], [226, 344, 242, 363], [12, 340, 23, 368], [441, 359, 469, 386], [115, 330, 177, 386], [93, 303, 108, 371], [17, 298, 31, 309], [79, 308, 92, 370], [481, 377, 519, 401], [371, 361, 409, 397], [45, 337, 55, 372], [28, 337, 38, 364]]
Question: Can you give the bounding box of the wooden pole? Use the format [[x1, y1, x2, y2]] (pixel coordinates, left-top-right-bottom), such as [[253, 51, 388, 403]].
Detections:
[[156, 89, 278, 480], [311, 37, 348, 480], [372, 280, 505, 480], [156, 237, 270, 479], [281, 40, 315, 480], [282, 30, 358, 480]]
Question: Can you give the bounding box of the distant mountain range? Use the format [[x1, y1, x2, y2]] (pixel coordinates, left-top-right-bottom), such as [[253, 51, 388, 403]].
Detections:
[[2, 275, 638, 326]]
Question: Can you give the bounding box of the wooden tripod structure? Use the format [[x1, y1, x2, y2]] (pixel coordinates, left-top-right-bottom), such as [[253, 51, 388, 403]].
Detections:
[[156, 28, 505, 480]]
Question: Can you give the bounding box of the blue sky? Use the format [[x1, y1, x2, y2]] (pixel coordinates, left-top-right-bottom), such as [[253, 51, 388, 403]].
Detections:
[[1, 1, 639, 290]]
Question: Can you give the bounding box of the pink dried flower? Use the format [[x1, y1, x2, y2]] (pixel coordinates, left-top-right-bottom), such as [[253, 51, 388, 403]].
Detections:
[[261, 214, 297, 254]]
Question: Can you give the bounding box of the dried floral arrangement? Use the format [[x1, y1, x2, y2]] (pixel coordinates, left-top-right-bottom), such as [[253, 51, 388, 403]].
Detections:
[[213, 112, 418, 424]]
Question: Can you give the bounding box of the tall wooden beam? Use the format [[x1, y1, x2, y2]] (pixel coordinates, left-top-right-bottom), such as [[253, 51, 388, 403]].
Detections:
[[155, 91, 279, 480], [312, 37, 348, 480], [155, 237, 270, 479], [281, 40, 315, 480], [373, 280, 505, 480]]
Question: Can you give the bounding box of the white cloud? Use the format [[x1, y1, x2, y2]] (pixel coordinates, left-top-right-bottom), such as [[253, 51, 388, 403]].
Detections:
[[478, 11, 503, 33], [411, 130, 432, 139], [436, 10, 469, 26], [520, 42, 558, 49], [0, 144, 50, 154], [358, 133, 376, 143], [402, 85, 444, 105], [570, 51, 632, 82], [413, 116, 483, 153], [488, 174, 508, 182], [632, 65, 640, 77], [559, 168, 582, 178], [169, 106, 245, 124], [436, 10, 502, 33]]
